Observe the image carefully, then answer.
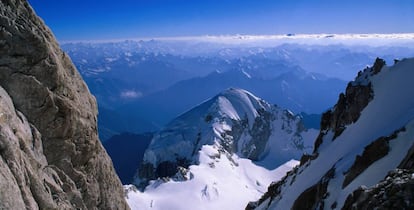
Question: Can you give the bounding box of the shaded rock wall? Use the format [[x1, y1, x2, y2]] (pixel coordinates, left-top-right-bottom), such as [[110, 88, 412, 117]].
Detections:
[[313, 58, 385, 153], [0, 0, 129, 209], [342, 169, 414, 210]]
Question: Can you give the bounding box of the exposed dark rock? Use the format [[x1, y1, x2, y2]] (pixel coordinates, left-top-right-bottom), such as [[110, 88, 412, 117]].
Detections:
[[372, 57, 386, 75], [136, 162, 156, 189], [313, 59, 384, 153], [246, 166, 302, 210], [205, 114, 213, 123], [343, 127, 405, 188], [246, 174, 287, 210], [299, 153, 318, 166], [292, 167, 335, 210], [342, 169, 414, 210], [155, 160, 189, 178], [137, 158, 192, 189], [229, 118, 249, 154], [173, 166, 194, 181], [243, 108, 273, 160], [220, 107, 275, 161], [0, 0, 129, 209], [394, 59, 400, 65]]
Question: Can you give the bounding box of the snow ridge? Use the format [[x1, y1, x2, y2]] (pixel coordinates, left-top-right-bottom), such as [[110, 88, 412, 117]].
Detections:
[[251, 57, 414, 210]]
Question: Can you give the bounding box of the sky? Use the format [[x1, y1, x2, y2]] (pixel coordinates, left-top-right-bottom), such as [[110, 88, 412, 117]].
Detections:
[[28, 0, 414, 41]]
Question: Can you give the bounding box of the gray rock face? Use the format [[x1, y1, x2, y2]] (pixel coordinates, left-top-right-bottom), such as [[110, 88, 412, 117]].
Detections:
[[0, 86, 78, 209], [0, 0, 129, 209]]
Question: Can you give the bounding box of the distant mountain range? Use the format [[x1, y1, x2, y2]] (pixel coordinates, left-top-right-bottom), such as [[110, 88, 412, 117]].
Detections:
[[120, 68, 345, 132], [63, 40, 414, 141]]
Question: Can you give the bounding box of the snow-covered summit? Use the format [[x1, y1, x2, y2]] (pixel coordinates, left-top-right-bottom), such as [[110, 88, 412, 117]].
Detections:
[[249, 57, 414, 210], [134, 88, 317, 187], [213, 88, 269, 126], [127, 88, 317, 209]]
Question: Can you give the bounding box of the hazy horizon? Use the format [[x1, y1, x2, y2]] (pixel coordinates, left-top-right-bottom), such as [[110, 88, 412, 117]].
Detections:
[[28, 0, 414, 41]]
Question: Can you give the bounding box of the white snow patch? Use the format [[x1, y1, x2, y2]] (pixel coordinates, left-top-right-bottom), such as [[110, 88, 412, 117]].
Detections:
[[126, 145, 299, 210]]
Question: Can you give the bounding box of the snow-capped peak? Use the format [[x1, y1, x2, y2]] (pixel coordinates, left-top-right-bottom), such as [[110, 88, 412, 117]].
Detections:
[[213, 88, 269, 128], [128, 88, 318, 209]]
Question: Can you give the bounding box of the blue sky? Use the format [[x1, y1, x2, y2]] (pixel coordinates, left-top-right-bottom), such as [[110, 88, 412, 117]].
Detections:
[[28, 0, 414, 41]]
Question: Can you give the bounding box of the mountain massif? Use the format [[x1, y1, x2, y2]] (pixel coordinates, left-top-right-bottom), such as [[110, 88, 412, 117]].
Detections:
[[248, 58, 414, 210], [127, 88, 318, 209], [0, 0, 128, 209]]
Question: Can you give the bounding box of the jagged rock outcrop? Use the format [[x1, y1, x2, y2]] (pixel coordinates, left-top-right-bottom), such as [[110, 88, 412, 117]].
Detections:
[[0, 0, 129, 209], [342, 127, 405, 188], [342, 169, 414, 210], [247, 57, 414, 210], [314, 58, 385, 152]]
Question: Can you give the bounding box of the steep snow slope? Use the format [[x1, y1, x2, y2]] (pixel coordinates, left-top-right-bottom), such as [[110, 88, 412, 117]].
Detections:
[[249, 58, 414, 210], [126, 149, 298, 210], [127, 88, 317, 209]]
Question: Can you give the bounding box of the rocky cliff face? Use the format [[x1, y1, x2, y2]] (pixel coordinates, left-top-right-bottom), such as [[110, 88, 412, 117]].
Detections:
[[313, 58, 383, 152], [248, 57, 414, 210], [0, 0, 129, 209]]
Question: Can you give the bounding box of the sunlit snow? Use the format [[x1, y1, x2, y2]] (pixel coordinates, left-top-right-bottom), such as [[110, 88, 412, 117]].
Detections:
[[263, 58, 414, 210], [126, 145, 298, 210]]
